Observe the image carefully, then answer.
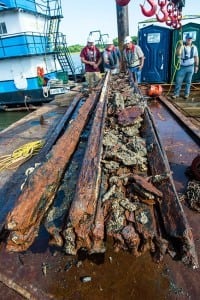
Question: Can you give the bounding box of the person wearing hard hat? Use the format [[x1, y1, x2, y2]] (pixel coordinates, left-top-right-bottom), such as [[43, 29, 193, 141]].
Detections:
[[123, 36, 144, 88], [80, 36, 102, 89], [172, 33, 199, 99], [102, 37, 122, 74]]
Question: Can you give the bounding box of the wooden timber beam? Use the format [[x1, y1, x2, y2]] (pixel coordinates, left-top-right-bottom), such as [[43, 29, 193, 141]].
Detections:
[[142, 106, 198, 269], [159, 96, 200, 142], [0, 94, 82, 233], [63, 72, 110, 254], [4, 90, 100, 252]]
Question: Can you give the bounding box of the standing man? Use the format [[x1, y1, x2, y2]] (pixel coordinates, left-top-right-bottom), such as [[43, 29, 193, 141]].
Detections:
[[102, 37, 121, 74], [172, 33, 199, 99], [123, 36, 144, 86], [80, 36, 102, 88]]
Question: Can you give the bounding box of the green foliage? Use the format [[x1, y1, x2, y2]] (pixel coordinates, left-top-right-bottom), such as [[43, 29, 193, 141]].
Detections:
[[131, 36, 138, 44], [113, 37, 119, 46]]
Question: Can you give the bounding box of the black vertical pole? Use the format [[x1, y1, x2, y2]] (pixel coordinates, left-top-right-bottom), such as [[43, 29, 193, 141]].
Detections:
[[116, 3, 129, 53]]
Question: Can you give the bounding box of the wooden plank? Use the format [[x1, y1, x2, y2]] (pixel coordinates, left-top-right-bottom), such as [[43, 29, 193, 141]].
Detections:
[[4, 92, 99, 252], [159, 96, 200, 141], [0, 94, 82, 232], [177, 103, 200, 108], [63, 72, 110, 254], [182, 111, 200, 117], [141, 107, 199, 268]]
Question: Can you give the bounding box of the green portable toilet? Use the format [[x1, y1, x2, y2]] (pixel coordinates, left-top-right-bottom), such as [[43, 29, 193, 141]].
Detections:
[[171, 22, 200, 83]]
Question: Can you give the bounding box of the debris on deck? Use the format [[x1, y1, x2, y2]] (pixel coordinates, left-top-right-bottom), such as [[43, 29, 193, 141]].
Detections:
[[0, 72, 199, 299]]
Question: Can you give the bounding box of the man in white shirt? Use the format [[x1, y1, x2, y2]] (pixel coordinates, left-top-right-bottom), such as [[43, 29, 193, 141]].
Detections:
[[172, 33, 199, 99], [123, 36, 144, 86]]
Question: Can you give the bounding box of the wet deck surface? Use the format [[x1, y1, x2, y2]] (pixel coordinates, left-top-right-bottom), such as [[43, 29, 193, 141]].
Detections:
[[0, 239, 170, 300], [149, 99, 200, 299], [0, 92, 199, 299]]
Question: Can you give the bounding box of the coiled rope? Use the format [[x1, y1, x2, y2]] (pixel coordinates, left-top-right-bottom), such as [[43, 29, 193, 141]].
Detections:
[[0, 140, 44, 171], [166, 29, 183, 96]]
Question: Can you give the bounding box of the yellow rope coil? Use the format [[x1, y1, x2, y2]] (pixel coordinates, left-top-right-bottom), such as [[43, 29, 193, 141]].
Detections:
[[166, 29, 183, 96], [0, 140, 44, 171]]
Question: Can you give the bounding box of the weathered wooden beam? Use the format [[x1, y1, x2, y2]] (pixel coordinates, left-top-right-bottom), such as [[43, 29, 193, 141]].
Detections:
[[38, 93, 82, 155], [63, 72, 110, 254], [142, 106, 198, 268], [4, 92, 99, 252], [0, 95, 81, 232]]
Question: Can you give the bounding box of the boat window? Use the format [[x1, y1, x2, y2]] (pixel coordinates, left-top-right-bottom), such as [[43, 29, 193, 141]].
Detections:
[[0, 22, 7, 35]]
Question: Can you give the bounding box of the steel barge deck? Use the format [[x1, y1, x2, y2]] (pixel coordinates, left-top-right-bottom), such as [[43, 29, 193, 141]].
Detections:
[[0, 75, 199, 300]]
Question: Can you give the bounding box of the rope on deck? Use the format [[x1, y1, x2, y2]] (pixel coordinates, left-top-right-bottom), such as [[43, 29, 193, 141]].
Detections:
[[0, 140, 44, 171]]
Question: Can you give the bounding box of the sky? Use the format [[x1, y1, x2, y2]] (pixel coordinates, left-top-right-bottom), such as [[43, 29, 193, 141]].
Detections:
[[60, 0, 200, 46]]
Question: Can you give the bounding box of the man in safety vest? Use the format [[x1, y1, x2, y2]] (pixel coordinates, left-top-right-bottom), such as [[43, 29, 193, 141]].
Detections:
[[80, 36, 102, 88], [172, 33, 199, 99], [123, 36, 144, 88], [102, 37, 122, 74]]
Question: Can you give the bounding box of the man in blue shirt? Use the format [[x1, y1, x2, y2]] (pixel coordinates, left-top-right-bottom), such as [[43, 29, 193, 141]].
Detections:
[[102, 37, 121, 74]]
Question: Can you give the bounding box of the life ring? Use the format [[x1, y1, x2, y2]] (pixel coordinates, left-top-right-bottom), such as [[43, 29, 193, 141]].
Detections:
[[37, 66, 44, 77]]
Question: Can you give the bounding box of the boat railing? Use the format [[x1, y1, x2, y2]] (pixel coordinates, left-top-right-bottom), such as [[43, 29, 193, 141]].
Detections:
[[89, 30, 109, 49], [0, 29, 80, 79], [0, 0, 63, 18], [0, 31, 56, 59]]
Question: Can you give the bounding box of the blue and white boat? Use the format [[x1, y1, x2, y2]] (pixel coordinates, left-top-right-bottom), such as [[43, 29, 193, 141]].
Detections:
[[0, 0, 77, 107]]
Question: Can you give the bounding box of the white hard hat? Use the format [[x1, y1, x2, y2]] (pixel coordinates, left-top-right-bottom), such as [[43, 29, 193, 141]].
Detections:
[[87, 36, 95, 43], [124, 36, 132, 44], [105, 37, 113, 45]]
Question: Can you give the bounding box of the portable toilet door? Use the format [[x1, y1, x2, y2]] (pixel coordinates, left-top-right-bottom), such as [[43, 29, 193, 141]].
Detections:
[[139, 25, 172, 83], [171, 22, 200, 83]]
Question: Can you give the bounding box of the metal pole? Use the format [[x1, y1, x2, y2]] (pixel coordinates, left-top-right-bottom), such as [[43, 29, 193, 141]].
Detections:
[[116, 3, 129, 52]]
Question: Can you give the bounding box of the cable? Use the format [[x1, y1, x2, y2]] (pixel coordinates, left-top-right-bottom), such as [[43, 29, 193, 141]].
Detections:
[[166, 29, 183, 96]]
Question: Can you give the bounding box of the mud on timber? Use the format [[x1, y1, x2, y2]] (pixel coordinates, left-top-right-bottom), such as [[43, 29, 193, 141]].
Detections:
[[0, 73, 199, 299]]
